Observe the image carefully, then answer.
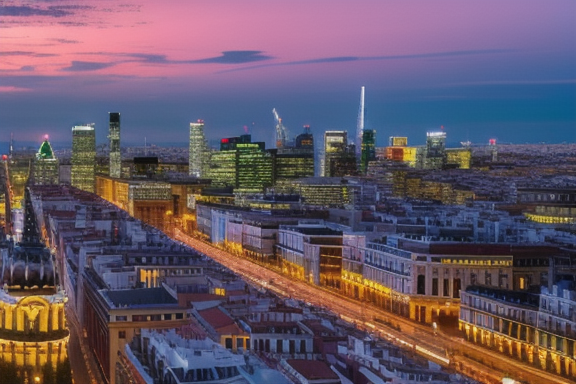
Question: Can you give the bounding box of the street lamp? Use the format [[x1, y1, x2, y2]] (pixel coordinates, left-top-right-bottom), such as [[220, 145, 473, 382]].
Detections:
[[34, 376, 41, 383]]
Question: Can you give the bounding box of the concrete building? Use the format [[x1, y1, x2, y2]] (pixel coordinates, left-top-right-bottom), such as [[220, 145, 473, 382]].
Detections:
[[276, 223, 343, 287], [460, 282, 576, 380], [123, 329, 248, 384], [342, 236, 515, 323]]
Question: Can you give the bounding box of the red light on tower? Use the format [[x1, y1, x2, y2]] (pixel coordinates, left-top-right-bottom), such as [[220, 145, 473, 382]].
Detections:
[[489, 138, 496, 146], [2, 154, 7, 161], [221, 138, 229, 144]]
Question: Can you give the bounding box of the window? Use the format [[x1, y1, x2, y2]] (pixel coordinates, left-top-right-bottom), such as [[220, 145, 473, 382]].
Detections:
[[453, 278, 461, 299], [116, 315, 128, 322], [432, 278, 438, 296], [443, 279, 450, 297], [164, 314, 172, 320], [119, 331, 126, 339], [176, 313, 184, 319], [417, 275, 426, 295]]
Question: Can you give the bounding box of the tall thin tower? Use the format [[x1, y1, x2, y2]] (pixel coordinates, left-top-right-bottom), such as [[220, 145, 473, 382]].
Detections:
[[356, 86, 365, 162], [189, 120, 208, 177], [108, 112, 121, 178]]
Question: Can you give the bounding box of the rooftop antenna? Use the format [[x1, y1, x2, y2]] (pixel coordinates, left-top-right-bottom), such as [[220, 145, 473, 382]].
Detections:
[[9, 132, 14, 158], [144, 136, 147, 156]]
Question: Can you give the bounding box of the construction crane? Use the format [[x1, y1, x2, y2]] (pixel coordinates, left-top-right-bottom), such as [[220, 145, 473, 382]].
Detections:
[[272, 108, 289, 148]]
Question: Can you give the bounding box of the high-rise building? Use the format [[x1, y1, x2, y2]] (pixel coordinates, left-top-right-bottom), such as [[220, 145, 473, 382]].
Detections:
[[32, 136, 59, 185], [274, 125, 315, 182], [108, 112, 121, 178], [189, 120, 209, 177], [360, 129, 376, 174], [206, 134, 273, 192], [71, 124, 96, 192], [322, 131, 347, 177], [356, 86, 365, 163], [424, 131, 446, 169]]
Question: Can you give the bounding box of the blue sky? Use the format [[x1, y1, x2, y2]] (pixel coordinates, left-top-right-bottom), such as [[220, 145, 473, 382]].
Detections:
[[1, 0, 575, 148]]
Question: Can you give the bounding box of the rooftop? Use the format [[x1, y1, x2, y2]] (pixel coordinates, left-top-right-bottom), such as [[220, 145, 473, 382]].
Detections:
[[285, 359, 339, 380], [103, 287, 178, 308]]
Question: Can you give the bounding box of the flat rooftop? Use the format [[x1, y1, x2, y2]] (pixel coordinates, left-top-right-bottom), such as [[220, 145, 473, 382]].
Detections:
[[103, 287, 178, 308]]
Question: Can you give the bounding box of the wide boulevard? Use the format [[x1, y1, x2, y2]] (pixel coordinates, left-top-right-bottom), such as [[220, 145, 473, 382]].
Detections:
[[175, 228, 573, 384]]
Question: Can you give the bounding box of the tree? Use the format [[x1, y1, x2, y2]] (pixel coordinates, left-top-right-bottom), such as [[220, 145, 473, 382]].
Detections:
[[55, 358, 73, 384], [42, 361, 55, 384], [0, 361, 23, 384]]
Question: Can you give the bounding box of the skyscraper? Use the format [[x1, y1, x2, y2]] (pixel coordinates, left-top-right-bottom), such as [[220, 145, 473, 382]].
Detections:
[[189, 120, 208, 177], [108, 112, 121, 178], [206, 134, 273, 192], [424, 131, 446, 169], [274, 125, 315, 182], [322, 131, 347, 177], [356, 86, 365, 163], [360, 129, 376, 175], [32, 136, 59, 185], [71, 124, 96, 192]]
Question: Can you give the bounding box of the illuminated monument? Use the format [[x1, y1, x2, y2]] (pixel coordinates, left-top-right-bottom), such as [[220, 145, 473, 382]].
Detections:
[[71, 124, 96, 193], [108, 112, 121, 178], [0, 189, 69, 383]]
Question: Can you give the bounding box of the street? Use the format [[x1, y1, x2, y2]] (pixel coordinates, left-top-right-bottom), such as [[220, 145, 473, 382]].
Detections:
[[175, 228, 574, 384]]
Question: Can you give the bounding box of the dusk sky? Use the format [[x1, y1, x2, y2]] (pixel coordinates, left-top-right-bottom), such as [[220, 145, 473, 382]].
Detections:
[[1, 0, 575, 149]]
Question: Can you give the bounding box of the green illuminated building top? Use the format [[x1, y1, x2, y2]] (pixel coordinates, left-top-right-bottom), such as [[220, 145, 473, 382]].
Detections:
[[33, 138, 59, 185], [37, 139, 55, 160]]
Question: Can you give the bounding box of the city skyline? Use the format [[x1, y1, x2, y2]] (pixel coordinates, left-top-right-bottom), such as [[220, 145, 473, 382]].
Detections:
[[1, 0, 575, 147]]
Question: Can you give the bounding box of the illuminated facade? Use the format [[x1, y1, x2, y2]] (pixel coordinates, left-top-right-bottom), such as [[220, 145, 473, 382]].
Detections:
[[275, 224, 343, 287], [389, 136, 408, 147], [189, 120, 209, 177], [7, 151, 35, 209], [71, 124, 96, 193], [403, 177, 475, 205], [291, 177, 357, 208], [518, 187, 576, 224], [322, 131, 347, 177], [360, 129, 376, 175], [0, 289, 69, 380], [32, 138, 59, 185], [0, 190, 69, 382], [96, 175, 208, 233], [424, 131, 446, 169], [109, 112, 121, 178], [206, 135, 273, 193], [341, 237, 514, 323], [274, 126, 315, 182], [460, 284, 576, 380]]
